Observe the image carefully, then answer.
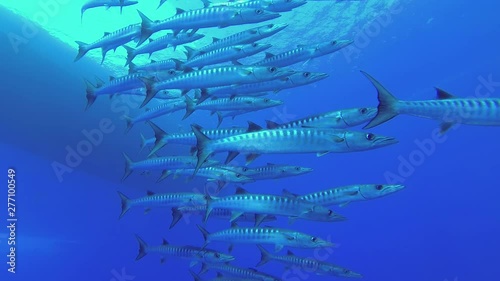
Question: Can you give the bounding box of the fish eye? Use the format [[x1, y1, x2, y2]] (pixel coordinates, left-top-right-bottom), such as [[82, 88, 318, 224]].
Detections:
[[214, 253, 220, 258], [303, 72, 310, 78], [331, 40, 337, 45], [295, 167, 300, 171], [375, 185, 383, 190], [267, 24, 274, 28], [242, 167, 248, 172], [359, 108, 367, 114], [328, 210, 333, 215], [311, 237, 317, 242], [269, 67, 277, 72], [252, 43, 258, 47], [236, 174, 241, 178], [256, 9, 264, 14], [365, 133, 375, 141], [264, 98, 270, 102], [343, 269, 351, 274]]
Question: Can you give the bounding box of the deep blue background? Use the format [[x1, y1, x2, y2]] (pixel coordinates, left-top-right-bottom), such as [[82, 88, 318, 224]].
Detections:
[[1, 0, 500, 281]]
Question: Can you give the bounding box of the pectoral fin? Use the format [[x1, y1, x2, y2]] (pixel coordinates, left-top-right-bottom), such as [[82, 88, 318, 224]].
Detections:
[[440, 122, 454, 133]]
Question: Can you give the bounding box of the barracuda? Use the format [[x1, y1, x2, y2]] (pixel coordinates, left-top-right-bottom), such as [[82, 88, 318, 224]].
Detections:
[[194, 23, 287, 57], [256, 245, 363, 278], [74, 23, 141, 63], [140, 65, 293, 107], [221, 163, 313, 181], [134, 235, 234, 266], [121, 153, 219, 181], [265, 107, 378, 129], [197, 224, 336, 252], [123, 32, 204, 66], [204, 187, 344, 225], [137, 7, 280, 45], [183, 96, 283, 120], [190, 270, 260, 281], [81, 0, 138, 22], [191, 123, 398, 173], [117, 190, 207, 219], [84, 70, 180, 110], [181, 43, 272, 69], [166, 167, 255, 188], [283, 184, 406, 207], [146, 121, 249, 156], [129, 60, 182, 74], [254, 39, 353, 67], [124, 98, 187, 132], [203, 71, 328, 99], [361, 71, 500, 132], [170, 206, 277, 229], [199, 262, 280, 281], [203, 0, 307, 12], [111, 88, 181, 100]]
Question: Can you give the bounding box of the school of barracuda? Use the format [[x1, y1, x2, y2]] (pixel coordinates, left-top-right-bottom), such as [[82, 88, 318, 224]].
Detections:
[[77, 0, 500, 279]]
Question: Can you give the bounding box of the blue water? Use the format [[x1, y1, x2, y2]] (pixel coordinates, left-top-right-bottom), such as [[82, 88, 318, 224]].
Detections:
[[1, 0, 500, 281]]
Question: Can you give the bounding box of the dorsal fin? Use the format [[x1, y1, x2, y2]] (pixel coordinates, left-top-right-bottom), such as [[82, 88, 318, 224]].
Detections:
[[192, 124, 203, 130], [247, 121, 262, 132], [212, 37, 220, 43], [146, 190, 155, 196], [162, 238, 169, 245], [176, 8, 185, 15], [109, 76, 116, 81], [148, 38, 154, 43], [264, 52, 274, 59], [265, 120, 280, 129], [216, 273, 223, 278], [104, 32, 111, 36], [150, 59, 156, 63], [287, 250, 295, 256], [235, 187, 248, 194], [435, 87, 456, 99], [230, 222, 239, 228], [267, 163, 275, 166], [297, 44, 306, 48], [282, 189, 298, 198]]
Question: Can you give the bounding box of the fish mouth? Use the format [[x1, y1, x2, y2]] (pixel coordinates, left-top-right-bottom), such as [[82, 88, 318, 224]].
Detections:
[[336, 39, 354, 48], [385, 184, 406, 193], [302, 167, 314, 173], [272, 23, 289, 32], [374, 136, 399, 147], [311, 72, 329, 82], [267, 13, 282, 20]]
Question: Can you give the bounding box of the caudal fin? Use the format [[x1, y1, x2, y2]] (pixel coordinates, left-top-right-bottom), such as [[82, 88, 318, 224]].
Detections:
[[74, 41, 89, 62], [118, 191, 131, 219], [191, 124, 214, 176], [189, 270, 202, 281], [139, 76, 157, 108], [124, 115, 134, 134], [147, 121, 169, 157], [84, 79, 97, 110], [135, 234, 148, 260], [170, 207, 183, 229], [157, 0, 167, 9], [183, 95, 197, 120], [256, 245, 272, 267], [123, 45, 136, 66], [137, 10, 154, 46], [122, 152, 134, 181], [196, 224, 210, 249], [360, 71, 399, 129], [184, 46, 198, 60]]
